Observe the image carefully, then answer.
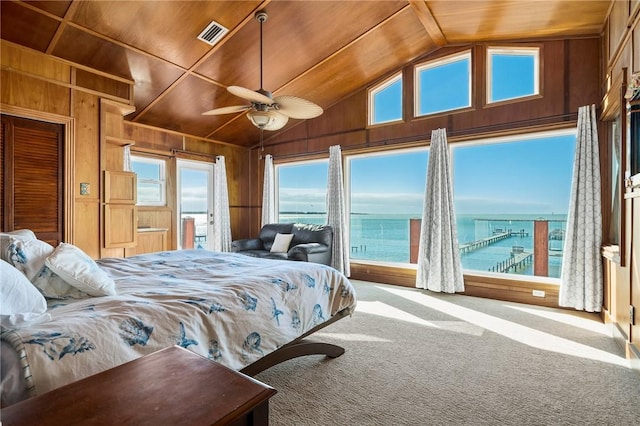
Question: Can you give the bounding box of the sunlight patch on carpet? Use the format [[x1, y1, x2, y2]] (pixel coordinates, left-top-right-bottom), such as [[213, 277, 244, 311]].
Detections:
[[355, 300, 484, 336], [503, 304, 609, 335], [379, 286, 628, 367], [356, 301, 438, 327]]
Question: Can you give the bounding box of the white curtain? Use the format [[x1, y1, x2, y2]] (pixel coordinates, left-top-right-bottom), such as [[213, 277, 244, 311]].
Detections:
[[261, 154, 276, 227], [559, 104, 602, 312], [213, 155, 232, 252], [326, 145, 350, 276], [123, 145, 132, 171], [416, 128, 464, 293]]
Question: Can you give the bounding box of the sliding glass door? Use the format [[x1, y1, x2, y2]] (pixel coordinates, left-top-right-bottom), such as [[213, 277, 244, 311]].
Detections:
[[176, 159, 214, 250]]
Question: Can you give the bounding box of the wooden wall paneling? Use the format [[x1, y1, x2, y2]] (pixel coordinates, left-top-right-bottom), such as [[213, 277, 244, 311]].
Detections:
[[609, 0, 630, 64], [266, 120, 310, 147], [614, 228, 632, 340], [350, 262, 417, 288], [1, 71, 71, 116], [75, 69, 130, 101], [73, 200, 99, 258], [1, 41, 70, 82], [137, 207, 172, 230], [73, 90, 100, 256], [567, 38, 601, 113], [307, 90, 368, 138], [124, 123, 183, 152]]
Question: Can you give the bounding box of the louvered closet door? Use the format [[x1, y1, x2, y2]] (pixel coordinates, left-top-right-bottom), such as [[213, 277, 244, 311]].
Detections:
[[1, 115, 64, 246]]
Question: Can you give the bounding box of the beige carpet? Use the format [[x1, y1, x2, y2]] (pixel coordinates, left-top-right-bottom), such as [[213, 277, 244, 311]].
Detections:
[[256, 280, 640, 425]]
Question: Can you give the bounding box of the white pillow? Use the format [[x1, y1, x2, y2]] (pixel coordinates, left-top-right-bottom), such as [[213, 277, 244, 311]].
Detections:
[[31, 265, 89, 299], [45, 243, 116, 297], [6, 237, 54, 281], [270, 233, 294, 253], [0, 259, 49, 327], [0, 229, 37, 263]]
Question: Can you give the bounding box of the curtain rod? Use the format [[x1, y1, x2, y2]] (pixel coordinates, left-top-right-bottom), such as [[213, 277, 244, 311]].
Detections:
[[171, 148, 217, 161]]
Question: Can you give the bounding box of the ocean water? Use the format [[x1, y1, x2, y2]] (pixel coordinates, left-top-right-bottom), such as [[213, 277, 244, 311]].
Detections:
[[280, 213, 567, 278]]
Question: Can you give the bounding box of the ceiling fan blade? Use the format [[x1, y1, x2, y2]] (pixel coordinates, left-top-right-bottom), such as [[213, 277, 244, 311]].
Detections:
[[202, 105, 250, 115], [228, 86, 273, 105], [273, 95, 323, 119], [263, 111, 289, 131]]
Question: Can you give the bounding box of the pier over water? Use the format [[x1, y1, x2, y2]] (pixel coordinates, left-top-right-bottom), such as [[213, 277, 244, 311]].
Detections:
[[459, 232, 511, 254]]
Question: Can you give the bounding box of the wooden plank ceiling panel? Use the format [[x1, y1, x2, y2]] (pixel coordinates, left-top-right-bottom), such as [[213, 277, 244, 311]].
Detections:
[[26, 1, 72, 17], [71, 1, 260, 69], [134, 74, 234, 138], [0, 0, 611, 147], [195, 1, 408, 91], [277, 6, 435, 119], [51, 25, 184, 113], [210, 112, 266, 147], [429, 0, 610, 42], [0, 1, 61, 52]]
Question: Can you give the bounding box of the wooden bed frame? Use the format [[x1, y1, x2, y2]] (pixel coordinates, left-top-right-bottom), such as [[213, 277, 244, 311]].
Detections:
[[241, 307, 352, 376]]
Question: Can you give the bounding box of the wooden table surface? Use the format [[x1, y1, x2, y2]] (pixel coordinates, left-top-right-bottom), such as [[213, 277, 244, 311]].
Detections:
[[1, 345, 277, 425]]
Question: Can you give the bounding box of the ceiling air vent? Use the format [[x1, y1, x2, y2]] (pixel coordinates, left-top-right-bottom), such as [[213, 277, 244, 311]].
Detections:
[[197, 20, 229, 46]]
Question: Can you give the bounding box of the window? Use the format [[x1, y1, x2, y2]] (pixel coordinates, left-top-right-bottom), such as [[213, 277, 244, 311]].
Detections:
[[347, 148, 428, 263], [487, 47, 539, 103], [451, 129, 576, 280], [415, 51, 471, 116], [131, 155, 166, 206], [276, 160, 328, 225], [369, 73, 402, 125]]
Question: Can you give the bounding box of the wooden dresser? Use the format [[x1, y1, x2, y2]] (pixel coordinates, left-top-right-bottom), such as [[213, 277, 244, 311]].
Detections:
[[1, 346, 277, 425]]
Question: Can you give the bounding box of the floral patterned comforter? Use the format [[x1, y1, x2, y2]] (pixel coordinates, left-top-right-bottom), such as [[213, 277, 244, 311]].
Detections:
[[1, 250, 356, 398]]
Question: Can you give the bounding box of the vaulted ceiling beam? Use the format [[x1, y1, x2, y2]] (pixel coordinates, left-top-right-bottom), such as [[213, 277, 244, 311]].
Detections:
[[408, 0, 447, 46]]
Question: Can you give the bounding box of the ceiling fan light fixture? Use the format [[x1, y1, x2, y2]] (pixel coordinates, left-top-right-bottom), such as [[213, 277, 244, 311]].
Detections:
[[201, 9, 322, 133], [247, 110, 275, 128]]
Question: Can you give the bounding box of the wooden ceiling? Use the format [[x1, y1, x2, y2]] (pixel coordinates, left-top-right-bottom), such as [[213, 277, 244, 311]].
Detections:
[[0, 1, 610, 147]]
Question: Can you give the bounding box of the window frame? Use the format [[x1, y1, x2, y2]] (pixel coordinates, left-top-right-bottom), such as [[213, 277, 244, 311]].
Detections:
[[275, 158, 329, 223], [450, 127, 577, 283], [345, 146, 429, 265], [368, 72, 403, 127], [131, 155, 167, 207], [486, 46, 541, 105], [414, 50, 472, 117]]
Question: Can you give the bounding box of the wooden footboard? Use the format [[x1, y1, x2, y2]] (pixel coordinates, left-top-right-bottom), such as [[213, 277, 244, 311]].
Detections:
[[240, 307, 352, 376]]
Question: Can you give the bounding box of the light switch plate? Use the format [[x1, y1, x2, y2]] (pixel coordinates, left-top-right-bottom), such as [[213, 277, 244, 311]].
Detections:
[[80, 182, 90, 195]]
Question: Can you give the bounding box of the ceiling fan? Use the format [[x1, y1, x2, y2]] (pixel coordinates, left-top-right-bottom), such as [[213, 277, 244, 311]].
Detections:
[[202, 10, 323, 131]]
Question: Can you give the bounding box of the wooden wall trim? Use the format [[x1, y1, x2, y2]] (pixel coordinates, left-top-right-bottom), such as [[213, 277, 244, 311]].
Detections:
[[350, 261, 564, 308], [1, 40, 134, 86], [126, 121, 246, 150], [1, 103, 75, 244]]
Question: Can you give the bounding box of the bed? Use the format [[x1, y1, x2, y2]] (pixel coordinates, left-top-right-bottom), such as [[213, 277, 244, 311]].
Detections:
[[0, 231, 356, 407]]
